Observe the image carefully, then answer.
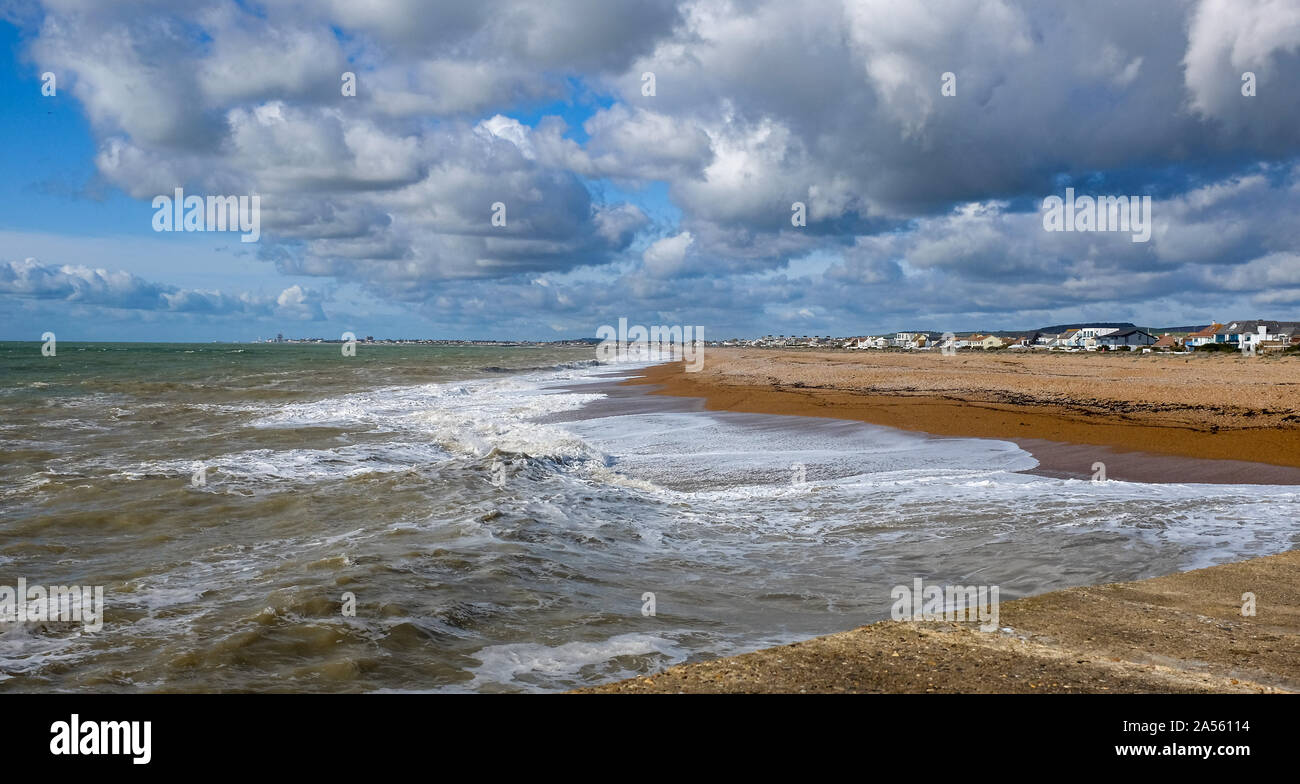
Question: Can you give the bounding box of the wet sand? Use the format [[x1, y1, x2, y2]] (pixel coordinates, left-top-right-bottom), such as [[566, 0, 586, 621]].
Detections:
[[580, 549, 1300, 693], [626, 350, 1300, 483]]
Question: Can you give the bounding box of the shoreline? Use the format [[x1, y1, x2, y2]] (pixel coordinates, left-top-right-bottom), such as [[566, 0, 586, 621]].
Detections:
[[579, 550, 1300, 693], [574, 353, 1300, 692], [624, 351, 1300, 484]]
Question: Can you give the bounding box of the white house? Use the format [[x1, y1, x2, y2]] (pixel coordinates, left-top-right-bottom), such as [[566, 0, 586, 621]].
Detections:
[[1047, 329, 1081, 348], [1184, 324, 1223, 347], [1217, 321, 1300, 351], [893, 332, 931, 348], [1075, 327, 1118, 346]]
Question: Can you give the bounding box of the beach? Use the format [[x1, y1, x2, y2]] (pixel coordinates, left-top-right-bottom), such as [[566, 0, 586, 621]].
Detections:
[[580, 549, 1300, 693], [575, 349, 1300, 693], [628, 348, 1300, 482]]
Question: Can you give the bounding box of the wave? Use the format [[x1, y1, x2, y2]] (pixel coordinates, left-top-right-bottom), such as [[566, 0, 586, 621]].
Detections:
[[478, 358, 604, 374]]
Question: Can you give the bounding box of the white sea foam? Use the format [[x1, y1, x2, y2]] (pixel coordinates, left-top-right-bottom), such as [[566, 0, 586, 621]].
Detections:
[[465, 632, 687, 692], [234, 364, 1300, 573], [249, 368, 612, 461], [121, 442, 455, 486], [564, 410, 1039, 491]]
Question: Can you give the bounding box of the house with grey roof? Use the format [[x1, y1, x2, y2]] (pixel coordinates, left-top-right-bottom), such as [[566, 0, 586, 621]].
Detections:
[[1094, 328, 1157, 348]]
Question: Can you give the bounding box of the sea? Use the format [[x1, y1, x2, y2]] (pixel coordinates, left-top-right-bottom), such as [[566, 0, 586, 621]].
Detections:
[[2, 342, 1297, 692]]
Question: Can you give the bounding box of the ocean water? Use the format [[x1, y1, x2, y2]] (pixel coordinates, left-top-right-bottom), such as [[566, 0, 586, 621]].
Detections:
[[1, 342, 1298, 692]]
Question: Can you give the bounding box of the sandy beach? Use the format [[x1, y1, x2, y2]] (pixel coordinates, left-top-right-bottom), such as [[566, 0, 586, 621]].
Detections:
[[627, 349, 1300, 482], [581, 549, 1300, 693], [576, 349, 1300, 693]]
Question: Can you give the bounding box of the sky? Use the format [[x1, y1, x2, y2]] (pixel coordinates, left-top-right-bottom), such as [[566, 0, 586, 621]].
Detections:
[[1, 0, 1298, 342]]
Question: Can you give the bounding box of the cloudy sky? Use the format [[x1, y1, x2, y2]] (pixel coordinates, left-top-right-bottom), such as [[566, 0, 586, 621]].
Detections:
[[1, 0, 1298, 341]]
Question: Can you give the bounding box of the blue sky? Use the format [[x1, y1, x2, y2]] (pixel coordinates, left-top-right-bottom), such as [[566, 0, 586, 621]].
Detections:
[[2, 1, 1298, 341], [0, 24, 129, 234]]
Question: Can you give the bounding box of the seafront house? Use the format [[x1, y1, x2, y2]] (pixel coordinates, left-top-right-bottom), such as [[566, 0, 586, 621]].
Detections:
[[1074, 327, 1120, 348], [942, 334, 1012, 350], [1214, 321, 1300, 352], [1038, 325, 1136, 349], [893, 331, 922, 348], [1152, 334, 1181, 350], [1042, 328, 1079, 348], [1184, 323, 1223, 347], [893, 331, 943, 349], [1094, 328, 1158, 348]]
